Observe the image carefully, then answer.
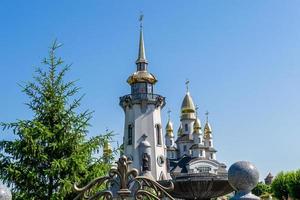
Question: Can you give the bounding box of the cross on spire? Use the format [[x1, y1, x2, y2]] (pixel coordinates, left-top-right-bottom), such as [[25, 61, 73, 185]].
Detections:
[[195, 105, 199, 117], [185, 79, 190, 93], [167, 109, 171, 120], [205, 111, 209, 122], [139, 12, 144, 29]]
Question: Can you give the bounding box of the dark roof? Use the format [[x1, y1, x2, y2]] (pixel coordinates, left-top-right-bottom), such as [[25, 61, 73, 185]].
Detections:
[[190, 144, 206, 149], [167, 146, 177, 151], [175, 134, 193, 143], [208, 147, 217, 152], [170, 155, 193, 173]]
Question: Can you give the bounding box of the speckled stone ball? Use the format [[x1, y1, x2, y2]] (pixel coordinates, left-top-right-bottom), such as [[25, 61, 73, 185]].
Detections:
[[228, 161, 259, 192], [0, 184, 12, 200]]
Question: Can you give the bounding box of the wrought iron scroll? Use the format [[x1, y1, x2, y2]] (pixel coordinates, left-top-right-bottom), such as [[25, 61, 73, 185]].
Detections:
[[73, 155, 174, 200]]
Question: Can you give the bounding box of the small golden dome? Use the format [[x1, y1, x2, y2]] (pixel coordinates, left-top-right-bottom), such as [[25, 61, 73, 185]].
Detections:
[[177, 124, 183, 136], [204, 122, 212, 139], [103, 141, 112, 156], [127, 71, 157, 85], [193, 118, 201, 133], [181, 92, 196, 120], [181, 92, 196, 113], [166, 120, 174, 137]]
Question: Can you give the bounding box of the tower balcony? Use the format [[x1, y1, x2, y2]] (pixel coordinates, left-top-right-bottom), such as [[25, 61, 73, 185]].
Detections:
[[119, 93, 166, 110]]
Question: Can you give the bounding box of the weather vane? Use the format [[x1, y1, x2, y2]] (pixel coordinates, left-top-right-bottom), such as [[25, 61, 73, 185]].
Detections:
[[185, 79, 190, 92]]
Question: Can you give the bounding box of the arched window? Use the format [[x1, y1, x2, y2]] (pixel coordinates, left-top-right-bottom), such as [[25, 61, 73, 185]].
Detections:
[[185, 124, 188, 132], [156, 124, 162, 145], [128, 125, 133, 145]]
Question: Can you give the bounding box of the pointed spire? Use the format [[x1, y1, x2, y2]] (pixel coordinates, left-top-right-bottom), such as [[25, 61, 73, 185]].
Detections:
[[136, 14, 148, 66]]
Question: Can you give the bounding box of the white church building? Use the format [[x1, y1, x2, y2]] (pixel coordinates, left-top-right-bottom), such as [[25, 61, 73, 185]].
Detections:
[[119, 21, 227, 181]]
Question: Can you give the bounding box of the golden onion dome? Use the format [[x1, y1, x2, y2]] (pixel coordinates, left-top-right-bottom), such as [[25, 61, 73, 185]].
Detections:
[[177, 124, 183, 136], [181, 92, 196, 120], [204, 122, 212, 139], [103, 141, 112, 156], [193, 117, 201, 133], [127, 71, 157, 85], [165, 120, 174, 137]]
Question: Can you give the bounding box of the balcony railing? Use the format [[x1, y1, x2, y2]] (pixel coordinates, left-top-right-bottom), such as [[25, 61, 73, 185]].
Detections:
[[120, 93, 164, 102]]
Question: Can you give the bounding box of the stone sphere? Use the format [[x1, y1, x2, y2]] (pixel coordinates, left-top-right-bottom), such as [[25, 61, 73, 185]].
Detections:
[[0, 184, 12, 200], [228, 161, 259, 192]]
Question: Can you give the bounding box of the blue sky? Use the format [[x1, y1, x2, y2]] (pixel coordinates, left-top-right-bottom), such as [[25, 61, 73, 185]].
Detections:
[[1, 1, 299, 180]]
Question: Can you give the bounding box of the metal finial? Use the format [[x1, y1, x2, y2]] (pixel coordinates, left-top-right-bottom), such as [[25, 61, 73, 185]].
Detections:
[[195, 105, 199, 117], [205, 111, 209, 122], [185, 79, 190, 93]]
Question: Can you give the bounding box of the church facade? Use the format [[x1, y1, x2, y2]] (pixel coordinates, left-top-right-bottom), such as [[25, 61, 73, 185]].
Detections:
[[119, 21, 226, 181], [165, 90, 227, 177]]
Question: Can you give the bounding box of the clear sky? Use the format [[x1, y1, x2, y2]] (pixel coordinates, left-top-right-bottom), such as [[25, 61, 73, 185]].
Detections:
[[0, 1, 299, 180]]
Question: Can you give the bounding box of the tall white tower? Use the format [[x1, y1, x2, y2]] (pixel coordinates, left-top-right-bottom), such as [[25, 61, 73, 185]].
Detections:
[[119, 20, 168, 180]]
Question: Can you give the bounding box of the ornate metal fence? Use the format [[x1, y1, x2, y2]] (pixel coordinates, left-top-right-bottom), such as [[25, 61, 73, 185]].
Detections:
[[73, 155, 175, 200]]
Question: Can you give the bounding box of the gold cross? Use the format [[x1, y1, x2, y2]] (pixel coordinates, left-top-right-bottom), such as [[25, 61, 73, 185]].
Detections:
[[205, 111, 209, 122], [185, 79, 190, 92], [167, 109, 171, 120], [139, 12, 144, 28], [195, 105, 199, 116]]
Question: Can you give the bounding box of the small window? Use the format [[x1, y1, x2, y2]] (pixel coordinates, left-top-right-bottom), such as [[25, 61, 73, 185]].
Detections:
[[200, 150, 203, 156], [156, 124, 162, 145], [198, 138, 201, 143], [184, 124, 188, 132], [183, 145, 187, 152], [147, 84, 153, 94], [128, 125, 133, 145], [209, 141, 212, 146]]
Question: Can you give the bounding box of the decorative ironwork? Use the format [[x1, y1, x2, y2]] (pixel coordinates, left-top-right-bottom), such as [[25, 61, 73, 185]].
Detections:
[[74, 155, 174, 200]]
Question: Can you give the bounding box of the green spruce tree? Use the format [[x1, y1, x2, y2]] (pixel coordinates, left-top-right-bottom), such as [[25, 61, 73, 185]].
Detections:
[[0, 41, 113, 200]]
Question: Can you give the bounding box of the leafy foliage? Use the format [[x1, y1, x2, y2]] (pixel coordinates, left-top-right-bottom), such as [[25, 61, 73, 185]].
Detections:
[[271, 172, 290, 200], [252, 182, 271, 197], [287, 169, 300, 199], [0, 41, 114, 200]]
